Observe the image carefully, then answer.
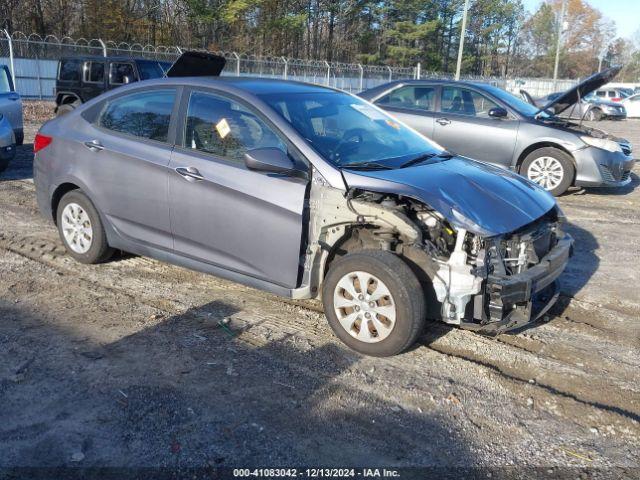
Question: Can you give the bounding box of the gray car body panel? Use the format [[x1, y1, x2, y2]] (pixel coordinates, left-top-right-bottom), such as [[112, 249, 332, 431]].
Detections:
[[360, 79, 635, 187]]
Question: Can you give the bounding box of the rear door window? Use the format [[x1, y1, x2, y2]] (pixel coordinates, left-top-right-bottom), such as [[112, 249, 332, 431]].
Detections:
[[83, 61, 105, 84], [59, 59, 81, 81], [440, 86, 499, 117], [109, 63, 136, 85], [98, 89, 176, 142], [182, 91, 287, 163], [376, 86, 436, 111]]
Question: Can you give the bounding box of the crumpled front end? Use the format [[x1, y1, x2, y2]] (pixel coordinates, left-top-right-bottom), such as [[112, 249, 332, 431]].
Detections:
[[430, 207, 573, 334]]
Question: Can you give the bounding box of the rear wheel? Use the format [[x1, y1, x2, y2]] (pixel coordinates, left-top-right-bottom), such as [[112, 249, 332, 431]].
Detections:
[[520, 147, 574, 196], [56, 103, 78, 117], [56, 190, 113, 264], [322, 250, 426, 357]]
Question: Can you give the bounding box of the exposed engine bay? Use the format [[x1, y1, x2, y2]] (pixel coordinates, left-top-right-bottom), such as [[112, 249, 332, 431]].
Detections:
[[296, 168, 573, 334]]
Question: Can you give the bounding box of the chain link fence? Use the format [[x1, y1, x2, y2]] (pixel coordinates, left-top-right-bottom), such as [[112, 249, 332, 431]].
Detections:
[[1, 30, 578, 100]]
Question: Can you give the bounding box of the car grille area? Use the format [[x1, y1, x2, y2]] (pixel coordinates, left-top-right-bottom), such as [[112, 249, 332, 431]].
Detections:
[[601, 165, 630, 183]]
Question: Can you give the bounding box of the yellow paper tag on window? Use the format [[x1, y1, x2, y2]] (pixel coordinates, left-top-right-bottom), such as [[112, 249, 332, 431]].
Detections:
[[216, 118, 231, 139]]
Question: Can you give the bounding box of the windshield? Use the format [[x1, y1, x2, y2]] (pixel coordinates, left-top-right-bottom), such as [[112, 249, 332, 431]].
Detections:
[[136, 61, 165, 80], [259, 91, 442, 167], [480, 84, 549, 118]]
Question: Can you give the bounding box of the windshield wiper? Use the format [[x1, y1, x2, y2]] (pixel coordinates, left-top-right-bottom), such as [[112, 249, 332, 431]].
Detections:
[[340, 161, 393, 170], [400, 152, 452, 168]]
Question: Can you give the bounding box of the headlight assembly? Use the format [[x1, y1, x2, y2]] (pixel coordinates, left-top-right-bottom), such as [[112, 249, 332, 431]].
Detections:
[[580, 136, 622, 153]]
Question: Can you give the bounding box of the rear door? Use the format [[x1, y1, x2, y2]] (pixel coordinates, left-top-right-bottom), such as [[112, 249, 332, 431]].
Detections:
[[81, 87, 178, 249], [433, 86, 519, 167], [168, 89, 308, 288], [373, 84, 438, 138]]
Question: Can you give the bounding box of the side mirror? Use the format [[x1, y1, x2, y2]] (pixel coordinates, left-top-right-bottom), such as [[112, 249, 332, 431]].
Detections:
[[488, 107, 508, 119], [244, 147, 295, 174]]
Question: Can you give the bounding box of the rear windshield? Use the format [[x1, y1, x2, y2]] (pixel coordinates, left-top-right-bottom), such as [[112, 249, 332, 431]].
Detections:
[[59, 59, 81, 81]]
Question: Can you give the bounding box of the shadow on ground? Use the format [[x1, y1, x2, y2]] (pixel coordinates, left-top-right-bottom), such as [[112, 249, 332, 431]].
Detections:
[[0, 299, 474, 473]]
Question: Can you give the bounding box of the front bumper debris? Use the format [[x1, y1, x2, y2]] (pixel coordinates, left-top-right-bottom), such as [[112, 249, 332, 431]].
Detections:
[[462, 234, 573, 334]]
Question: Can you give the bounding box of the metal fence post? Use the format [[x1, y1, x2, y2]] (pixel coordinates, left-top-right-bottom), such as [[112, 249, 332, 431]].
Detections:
[[281, 56, 288, 80], [35, 53, 43, 99], [176, 46, 183, 54], [416, 62, 421, 80], [387, 66, 392, 81], [357, 63, 363, 91], [2, 30, 16, 90], [232, 52, 240, 76], [98, 39, 107, 57], [324, 61, 330, 86]]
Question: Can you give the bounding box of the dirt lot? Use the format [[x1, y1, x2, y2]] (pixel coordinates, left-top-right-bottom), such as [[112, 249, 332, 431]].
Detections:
[[1, 116, 639, 473]]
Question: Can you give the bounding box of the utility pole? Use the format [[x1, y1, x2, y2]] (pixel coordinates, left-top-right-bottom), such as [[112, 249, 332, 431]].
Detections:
[[552, 0, 567, 90], [455, 0, 470, 81]]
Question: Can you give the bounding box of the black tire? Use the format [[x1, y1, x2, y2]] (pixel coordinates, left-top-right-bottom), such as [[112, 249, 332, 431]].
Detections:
[[56, 103, 77, 117], [322, 250, 426, 357], [56, 190, 114, 264], [520, 147, 575, 196], [587, 108, 602, 121]]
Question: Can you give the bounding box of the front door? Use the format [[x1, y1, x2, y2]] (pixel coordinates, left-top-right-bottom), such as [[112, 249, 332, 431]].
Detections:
[[168, 90, 308, 288], [81, 87, 177, 249], [433, 86, 519, 168]]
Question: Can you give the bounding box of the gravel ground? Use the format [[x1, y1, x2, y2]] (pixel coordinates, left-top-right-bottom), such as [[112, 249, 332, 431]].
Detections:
[[0, 119, 639, 473]]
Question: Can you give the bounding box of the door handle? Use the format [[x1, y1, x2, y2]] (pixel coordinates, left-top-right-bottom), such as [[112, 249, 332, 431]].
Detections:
[[436, 118, 451, 126], [8, 94, 20, 101], [83, 140, 104, 151], [175, 166, 205, 182]]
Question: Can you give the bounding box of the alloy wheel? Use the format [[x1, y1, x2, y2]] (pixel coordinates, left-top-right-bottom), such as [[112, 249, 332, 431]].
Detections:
[[527, 156, 564, 191], [60, 202, 93, 254], [333, 270, 397, 343]]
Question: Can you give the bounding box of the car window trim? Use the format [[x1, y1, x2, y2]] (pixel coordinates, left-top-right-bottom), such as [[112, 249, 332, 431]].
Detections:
[[91, 85, 182, 147], [174, 86, 310, 174]]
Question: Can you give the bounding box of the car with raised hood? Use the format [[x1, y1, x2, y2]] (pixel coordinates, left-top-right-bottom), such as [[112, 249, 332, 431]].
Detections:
[[34, 52, 573, 357], [520, 90, 627, 121], [360, 67, 635, 196]]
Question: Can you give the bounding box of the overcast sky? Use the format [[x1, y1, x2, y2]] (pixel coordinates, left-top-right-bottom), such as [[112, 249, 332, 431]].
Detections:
[[522, 0, 639, 39]]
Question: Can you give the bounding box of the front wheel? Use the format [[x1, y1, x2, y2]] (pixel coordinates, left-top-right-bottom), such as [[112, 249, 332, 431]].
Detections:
[[520, 147, 575, 196], [322, 250, 426, 357]]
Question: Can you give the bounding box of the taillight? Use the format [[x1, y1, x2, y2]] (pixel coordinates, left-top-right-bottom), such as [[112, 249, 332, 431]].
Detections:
[[34, 133, 53, 153], [612, 98, 622, 102]]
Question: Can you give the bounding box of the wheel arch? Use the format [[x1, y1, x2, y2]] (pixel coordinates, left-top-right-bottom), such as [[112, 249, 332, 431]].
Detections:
[[51, 182, 81, 225], [516, 142, 577, 171]]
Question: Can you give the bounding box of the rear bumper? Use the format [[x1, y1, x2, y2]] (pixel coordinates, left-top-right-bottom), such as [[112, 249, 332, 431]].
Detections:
[[463, 234, 573, 334]]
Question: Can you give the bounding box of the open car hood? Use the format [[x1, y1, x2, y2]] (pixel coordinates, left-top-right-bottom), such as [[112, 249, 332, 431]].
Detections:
[[342, 157, 557, 237], [538, 66, 621, 116], [166, 51, 226, 77]]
